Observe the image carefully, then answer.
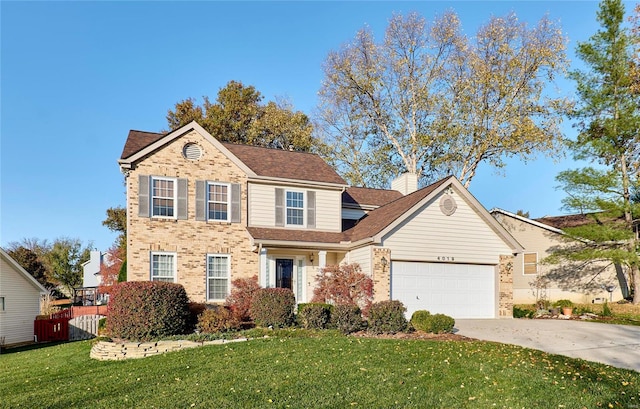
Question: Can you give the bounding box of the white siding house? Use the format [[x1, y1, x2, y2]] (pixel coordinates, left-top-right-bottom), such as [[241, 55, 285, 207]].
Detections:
[[0, 248, 47, 346]]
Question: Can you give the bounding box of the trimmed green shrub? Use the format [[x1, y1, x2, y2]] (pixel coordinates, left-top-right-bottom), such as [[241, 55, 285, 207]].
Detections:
[[513, 305, 535, 318], [250, 288, 296, 328], [197, 305, 242, 333], [106, 281, 190, 341], [410, 310, 432, 331], [367, 300, 407, 334], [330, 304, 365, 334], [602, 301, 613, 317], [297, 303, 332, 329], [225, 275, 261, 322], [425, 313, 455, 334]]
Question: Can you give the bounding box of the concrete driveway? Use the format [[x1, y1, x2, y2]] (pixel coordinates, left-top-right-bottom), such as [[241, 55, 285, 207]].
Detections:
[[455, 319, 640, 372]]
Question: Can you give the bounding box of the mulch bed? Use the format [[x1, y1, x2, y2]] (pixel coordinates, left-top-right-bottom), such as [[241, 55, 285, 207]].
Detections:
[[350, 330, 474, 341]]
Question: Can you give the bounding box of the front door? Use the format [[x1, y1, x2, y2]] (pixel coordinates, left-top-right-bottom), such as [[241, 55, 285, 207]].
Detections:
[[275, 259, 294, 290]]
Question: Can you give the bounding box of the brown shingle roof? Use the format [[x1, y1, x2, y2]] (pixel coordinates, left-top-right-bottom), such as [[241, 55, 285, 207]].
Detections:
[[342, 187, 403, 207], [345, 177, 449, 242], [534, 213, 609, 229], [247, 227, 346, 244], [222, 143, 346, 185], [120, 130, 166, 159], [119, 125, 346, 185]]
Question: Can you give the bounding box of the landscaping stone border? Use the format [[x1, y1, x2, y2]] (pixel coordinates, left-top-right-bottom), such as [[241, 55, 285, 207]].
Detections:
[[90, 338, 249, 361]]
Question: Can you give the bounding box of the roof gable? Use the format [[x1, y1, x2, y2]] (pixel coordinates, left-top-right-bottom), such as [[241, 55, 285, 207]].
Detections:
[[119, 121, 346, 186], [491, 208, 564, 235], [0, 248, 48, 293]]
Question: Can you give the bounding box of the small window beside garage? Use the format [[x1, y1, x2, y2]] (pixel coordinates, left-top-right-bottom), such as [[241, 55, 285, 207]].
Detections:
[[523, 253, 538, 275]]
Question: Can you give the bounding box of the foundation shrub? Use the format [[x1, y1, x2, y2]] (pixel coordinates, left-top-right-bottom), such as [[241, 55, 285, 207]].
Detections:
[[297, 303, 332, 329], [330, 304, 365, 334], [367, 300, 407, 334], [197, 305, 242, 333], [187, 302, 208, 333], [424, 313, 455, 334], [312, 264, 373, 313], [106, 281, 190, 341], [250, 288, 296, 328], [225, 275, 261, 322], [410, 310, 432, 331]]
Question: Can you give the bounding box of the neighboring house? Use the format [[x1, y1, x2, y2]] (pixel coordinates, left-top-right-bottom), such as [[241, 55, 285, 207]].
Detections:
[[491, 209, 624, 304], [78, 250, 117, 305], [118, 121, 522, 319], [0, 248, 48, 346]]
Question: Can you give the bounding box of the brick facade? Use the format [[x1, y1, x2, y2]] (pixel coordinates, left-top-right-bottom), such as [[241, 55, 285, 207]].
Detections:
[[372, 247, 391, 302], [498, 254, 514, 318], [126, 130, 258, 303]]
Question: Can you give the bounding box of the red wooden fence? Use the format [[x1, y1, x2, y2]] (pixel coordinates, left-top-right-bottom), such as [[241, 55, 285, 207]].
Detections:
[[34, 318, 69, 342], [35, 305, 108, 342]]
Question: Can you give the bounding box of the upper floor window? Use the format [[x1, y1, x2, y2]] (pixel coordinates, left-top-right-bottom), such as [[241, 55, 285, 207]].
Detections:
[[151, 252, 176, 282], [138, 175, 188, 220], [208, 182, 229, 221], [523, 253, 538, 275], [275, 188, 315, 228], [152, 177, 176, 217], [286, 191, 304, 226]]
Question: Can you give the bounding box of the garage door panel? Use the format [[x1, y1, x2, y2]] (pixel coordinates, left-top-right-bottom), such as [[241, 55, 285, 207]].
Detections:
[[391, 262, 495, 319]]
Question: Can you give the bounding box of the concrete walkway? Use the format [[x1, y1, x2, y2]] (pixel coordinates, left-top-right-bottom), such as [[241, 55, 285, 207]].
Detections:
[[455, 319, 640, 372]]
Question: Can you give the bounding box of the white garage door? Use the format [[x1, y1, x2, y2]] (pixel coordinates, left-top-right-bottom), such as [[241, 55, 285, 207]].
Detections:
[[391, 262, 496, 319]]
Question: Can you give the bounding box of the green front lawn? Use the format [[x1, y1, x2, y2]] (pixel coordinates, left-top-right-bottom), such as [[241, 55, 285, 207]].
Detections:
[[1, 333, 638, 408]]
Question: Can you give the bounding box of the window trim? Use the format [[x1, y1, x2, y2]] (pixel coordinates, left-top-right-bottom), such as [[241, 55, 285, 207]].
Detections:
[[206, 254, 231, 302], [285, 189, 305, 227], [523, 252, 538, 275], [150, 251, 177, 283], [207, 182, 231, 222], [151, 176, 177, 219], [0, 296, 5, 312]]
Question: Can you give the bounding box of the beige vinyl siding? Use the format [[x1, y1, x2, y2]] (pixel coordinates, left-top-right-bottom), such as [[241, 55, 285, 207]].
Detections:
[[348, 246, 372, 275], [494, 212, 623, 304], [248, 183, 275, 226], [248, 183, 341, 231], [0, 258, 42, 345], [382, 191, 512, 264]]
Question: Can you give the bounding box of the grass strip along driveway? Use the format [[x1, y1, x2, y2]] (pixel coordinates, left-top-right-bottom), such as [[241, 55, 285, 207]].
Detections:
[[1, 332, 638, 408]]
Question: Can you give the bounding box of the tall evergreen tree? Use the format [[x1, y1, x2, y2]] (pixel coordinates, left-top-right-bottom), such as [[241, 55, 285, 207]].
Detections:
[[554, 0, 640, 303]]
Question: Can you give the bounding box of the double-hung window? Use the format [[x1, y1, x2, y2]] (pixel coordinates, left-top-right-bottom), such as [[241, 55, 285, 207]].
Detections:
[[286, 191, 304, 226], [152, 177, 176, 217], [523, 253, 538, 275], [151, 252, 176, 282], [208, 182, 230, 221], [207, 255, 230, 301]]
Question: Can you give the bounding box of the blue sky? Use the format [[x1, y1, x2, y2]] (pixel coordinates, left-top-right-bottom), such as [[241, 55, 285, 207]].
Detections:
[[1, 0, 628, 251]]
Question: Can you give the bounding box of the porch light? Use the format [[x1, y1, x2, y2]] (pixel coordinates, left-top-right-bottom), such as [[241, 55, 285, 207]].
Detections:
[[309, 253, 314, 263]]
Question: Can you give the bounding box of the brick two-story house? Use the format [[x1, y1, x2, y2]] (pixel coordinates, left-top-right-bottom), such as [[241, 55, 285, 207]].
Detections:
[[119, 121, 522, 318]]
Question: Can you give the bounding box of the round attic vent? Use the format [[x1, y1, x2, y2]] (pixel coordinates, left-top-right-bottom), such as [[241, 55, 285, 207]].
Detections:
[[183, 143, 202, 160], [439, 194, 457, 216]]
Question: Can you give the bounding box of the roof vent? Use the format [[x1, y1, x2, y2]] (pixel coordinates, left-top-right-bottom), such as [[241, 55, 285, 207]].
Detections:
[[183, 143, 202, 160], [439, 194, 457, 216]]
